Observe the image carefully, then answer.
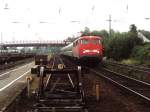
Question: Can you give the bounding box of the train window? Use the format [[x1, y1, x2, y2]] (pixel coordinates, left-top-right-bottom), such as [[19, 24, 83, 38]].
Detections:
[[76, 41, 78, 45], [73, 42, 75, 46], [80, 39, 88, 44], [73, 41, 78, 46], [92, 39, 101, 44]]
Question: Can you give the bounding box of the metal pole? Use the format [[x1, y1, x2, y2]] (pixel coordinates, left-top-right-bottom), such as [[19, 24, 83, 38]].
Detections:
[[38, 66, 44, 96], [0, 33, 2, 53], [27, 78, 30, 98], [95, 83, 100, 101], [26, 76, 32, 98], [109, 15, 112, 37], [106, 15, 112, 37], [1, 32, 2, 44]]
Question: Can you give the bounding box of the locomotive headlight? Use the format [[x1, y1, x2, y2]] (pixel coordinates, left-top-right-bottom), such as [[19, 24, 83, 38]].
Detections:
[[83, 49, 99, 53], [92, 50, 100, 53], [83, 50, 90, 53]]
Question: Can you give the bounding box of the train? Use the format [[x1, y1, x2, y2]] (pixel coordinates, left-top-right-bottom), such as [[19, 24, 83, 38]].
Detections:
[[0, 49, 20, 54], [61, 36, 103, 64]]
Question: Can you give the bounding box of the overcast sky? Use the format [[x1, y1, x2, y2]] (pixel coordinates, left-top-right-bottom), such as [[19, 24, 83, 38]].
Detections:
[[0, 0, 150, 41]]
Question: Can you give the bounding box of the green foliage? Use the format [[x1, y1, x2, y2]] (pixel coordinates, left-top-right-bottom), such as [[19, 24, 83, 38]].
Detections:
[[104, 35, 134, 60], [66, 37, 78, 42], [129, 24, 137, 34], [81, 27, 109, 38], [104, 25, 143, 60], [131, 43, 150, 62], [81, 27, 91, 36], [91, 30, 109, 38]]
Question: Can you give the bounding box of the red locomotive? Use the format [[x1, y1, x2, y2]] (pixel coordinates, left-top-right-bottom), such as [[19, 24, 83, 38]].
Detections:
[[61, 36, 103, 64]]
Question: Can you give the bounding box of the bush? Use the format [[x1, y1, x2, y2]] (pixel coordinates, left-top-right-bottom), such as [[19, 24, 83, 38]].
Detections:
[[131, 43, 150, 62], [104, 33, 143, 61]]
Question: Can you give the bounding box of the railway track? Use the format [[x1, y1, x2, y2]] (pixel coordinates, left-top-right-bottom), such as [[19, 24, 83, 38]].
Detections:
[[1, 54, 148, 112], [104, 60, 150, 74], [57, 56, 150, 112], [0, 53, 35, 64], [89, 66, 150, 111], [0, 58, 34, 71], [103, 60, 150, 85], [29, 55, 88, 112]]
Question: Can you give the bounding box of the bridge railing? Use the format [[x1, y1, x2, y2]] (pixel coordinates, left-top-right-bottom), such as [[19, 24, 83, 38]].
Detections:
[[1, 40, 67, 45]]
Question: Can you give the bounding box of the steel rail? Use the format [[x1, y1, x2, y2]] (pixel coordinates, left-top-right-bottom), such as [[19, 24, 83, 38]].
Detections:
[[45, 56, 55, 89], [90, 67, 150, 103], [104, 60, 150, 74], [58, 56, 75, 88]]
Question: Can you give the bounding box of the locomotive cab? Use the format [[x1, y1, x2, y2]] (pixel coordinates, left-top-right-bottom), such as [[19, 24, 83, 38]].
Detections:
[[80, 38, 101, 55], [73, 36, 103, 64]]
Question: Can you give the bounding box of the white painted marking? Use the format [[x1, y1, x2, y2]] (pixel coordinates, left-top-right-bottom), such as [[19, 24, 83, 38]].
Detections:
[[0, 63, 32, 77], [0, 70, 30, 91], [0, 71, 10, 77], [12, 63, 31, 71]]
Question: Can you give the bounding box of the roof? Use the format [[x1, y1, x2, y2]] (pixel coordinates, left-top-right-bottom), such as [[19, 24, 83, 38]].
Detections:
[[79, 36, 101, 39]]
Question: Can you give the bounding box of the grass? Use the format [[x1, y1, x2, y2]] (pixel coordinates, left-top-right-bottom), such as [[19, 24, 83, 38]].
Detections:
[[120, 59, 140, 65]]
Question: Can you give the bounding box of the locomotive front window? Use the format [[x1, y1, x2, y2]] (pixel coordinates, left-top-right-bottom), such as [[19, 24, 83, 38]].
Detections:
[[81, 39, 88, 44], [92, 39, 101, 44]]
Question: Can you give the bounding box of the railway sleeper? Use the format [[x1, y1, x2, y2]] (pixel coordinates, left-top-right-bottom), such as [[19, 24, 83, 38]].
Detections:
[[42, 93, 81, 99], [33, 106, 85, 112], [39, 98, 82, 103]]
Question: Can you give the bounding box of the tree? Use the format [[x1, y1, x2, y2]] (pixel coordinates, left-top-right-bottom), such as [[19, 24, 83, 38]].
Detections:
[[103, 24, 142, 60], [91, 30, 109, 38], [66, 37, 77, 42], [131, 43, 150, 63], [129, 24, 137, 34], [128, 24, 143, 46], [81, 27, 90, 36]]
